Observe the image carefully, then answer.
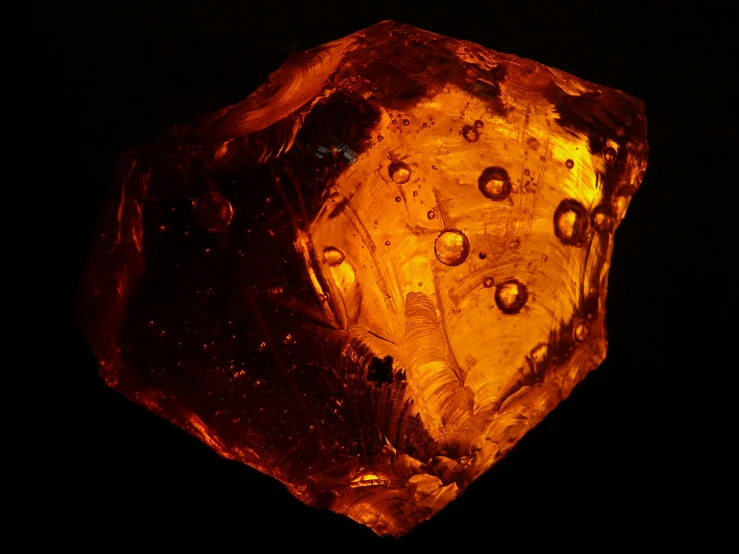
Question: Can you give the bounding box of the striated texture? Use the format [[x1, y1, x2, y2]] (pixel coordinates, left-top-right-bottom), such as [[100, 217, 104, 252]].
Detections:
[[81, 21, 648, 536]]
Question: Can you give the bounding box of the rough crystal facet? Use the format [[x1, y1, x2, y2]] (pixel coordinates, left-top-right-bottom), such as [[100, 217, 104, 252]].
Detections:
[[81, 20, 648, 536]]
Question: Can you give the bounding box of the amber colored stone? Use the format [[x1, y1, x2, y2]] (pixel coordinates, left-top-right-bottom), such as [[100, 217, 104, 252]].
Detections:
[[80, 20, 648, 536]]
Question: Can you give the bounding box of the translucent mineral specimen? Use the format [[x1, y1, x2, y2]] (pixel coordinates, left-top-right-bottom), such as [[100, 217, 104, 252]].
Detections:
[[80, 20, 648, 536]]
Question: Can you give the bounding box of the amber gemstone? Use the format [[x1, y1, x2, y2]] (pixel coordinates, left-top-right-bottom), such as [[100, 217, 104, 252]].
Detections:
[[79, 20, 648, 536]]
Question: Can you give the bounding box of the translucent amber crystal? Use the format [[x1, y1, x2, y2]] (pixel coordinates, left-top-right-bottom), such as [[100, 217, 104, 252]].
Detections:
[[81, 20, 648, 536]]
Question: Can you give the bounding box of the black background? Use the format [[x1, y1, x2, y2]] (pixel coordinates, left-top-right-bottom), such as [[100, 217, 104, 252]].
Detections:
[[35, 0, 735, 551]]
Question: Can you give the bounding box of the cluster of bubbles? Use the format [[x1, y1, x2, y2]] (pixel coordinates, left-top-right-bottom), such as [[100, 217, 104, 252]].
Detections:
[[380, 144, 626, 321]]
